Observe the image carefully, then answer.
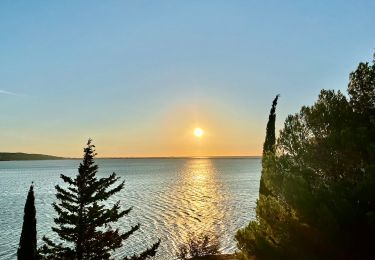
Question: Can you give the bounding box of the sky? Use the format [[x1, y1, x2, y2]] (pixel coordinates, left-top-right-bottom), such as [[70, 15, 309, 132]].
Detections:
[[0, 0, 374, 157]]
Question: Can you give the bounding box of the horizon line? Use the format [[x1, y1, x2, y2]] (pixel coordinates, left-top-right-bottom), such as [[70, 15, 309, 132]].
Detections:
[[93, 155, 262, 159], [0, 152, 262, 160]]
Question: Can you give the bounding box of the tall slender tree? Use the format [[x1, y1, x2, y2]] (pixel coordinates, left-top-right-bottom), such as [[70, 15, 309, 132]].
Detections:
[[18, 183, 37, 260], [262, 94, 280, 155], [39, 139, 160, 259], [259, 94, 279, 196]]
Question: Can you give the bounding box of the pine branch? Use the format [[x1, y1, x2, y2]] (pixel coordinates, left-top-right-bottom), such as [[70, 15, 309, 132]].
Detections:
[[60, 174, 75, 185], [55, 185, 78, 204], [124, 240, 161, 260], [122, 224, 141, 240]]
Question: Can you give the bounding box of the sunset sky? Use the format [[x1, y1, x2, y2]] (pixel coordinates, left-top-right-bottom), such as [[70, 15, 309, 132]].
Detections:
[[1, 1, 374, 157]]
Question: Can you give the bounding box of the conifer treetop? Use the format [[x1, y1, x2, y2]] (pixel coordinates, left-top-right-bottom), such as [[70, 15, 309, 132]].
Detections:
[[39, 139, 160, 260]]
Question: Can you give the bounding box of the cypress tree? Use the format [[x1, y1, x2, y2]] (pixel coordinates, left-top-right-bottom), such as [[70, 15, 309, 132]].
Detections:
[[18, 183, 37, 260], [39, 139, 160, 259], [262, 94, 280, 155], [259, 94, 279, 195]]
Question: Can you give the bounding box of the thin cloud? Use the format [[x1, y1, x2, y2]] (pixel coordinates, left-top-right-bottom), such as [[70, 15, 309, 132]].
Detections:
[[0, 90, 21, 96]]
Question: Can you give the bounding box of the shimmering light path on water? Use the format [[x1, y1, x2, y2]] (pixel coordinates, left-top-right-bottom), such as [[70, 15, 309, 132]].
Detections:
[[0, 158, 261, 259]]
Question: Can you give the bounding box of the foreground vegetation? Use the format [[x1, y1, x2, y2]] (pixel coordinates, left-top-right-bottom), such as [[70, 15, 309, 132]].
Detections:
[[18, 140, 160, 260], [236, 55, 375, 259], [176, 233, 219, 260]]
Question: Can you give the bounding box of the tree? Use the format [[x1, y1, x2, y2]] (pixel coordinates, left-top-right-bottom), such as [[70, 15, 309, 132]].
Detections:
[[348, 54, 375, 115], [236, 54, 375, 259], [176, 233, 219, 260], [259, 95, 280, 196], [262, 94, 280, 155], [18, 183, 38, 260], [39, 139, 160, 259]]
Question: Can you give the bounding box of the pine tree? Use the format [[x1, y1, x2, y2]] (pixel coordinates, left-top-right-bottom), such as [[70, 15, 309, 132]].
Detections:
[[236, 54, 375, 259], [18, 183, 37, 260], [259, 94, 279, 196], [39, 139, 160, 259]]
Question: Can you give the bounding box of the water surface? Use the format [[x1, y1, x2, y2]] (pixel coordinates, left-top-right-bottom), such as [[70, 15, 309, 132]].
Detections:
[[0, 158, 261, 259]]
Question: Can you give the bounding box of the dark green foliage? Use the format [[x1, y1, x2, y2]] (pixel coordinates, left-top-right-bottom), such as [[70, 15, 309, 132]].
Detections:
[[262, 94, 280, 155], [259, 95, 279, 196], [18, 184, 37, 260], [348, 54, 375, 115], [236, 54, 375, 259], [176, 233, 219, 260], [39, 139, 159, 260]]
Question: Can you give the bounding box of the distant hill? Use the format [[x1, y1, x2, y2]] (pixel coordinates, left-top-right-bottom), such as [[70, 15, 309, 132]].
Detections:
[[0, 152, 64, 161]]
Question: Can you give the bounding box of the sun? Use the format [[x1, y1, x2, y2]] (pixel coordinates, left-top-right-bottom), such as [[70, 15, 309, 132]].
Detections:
[[194, 127, 204, 138]]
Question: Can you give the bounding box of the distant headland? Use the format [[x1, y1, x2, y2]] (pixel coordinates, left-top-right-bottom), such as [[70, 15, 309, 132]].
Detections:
[[0, 153, 65, 161]]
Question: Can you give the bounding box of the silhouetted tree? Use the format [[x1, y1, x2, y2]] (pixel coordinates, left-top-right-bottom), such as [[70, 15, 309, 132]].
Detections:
[[262, 95, 280, 155], [176, 233, 219, 260], [348, 54, 375, 115], [18, 183, 37, 260], [259, 95, 279, 196], [236, 54, 375, 259], [39, 139, 160, 260]]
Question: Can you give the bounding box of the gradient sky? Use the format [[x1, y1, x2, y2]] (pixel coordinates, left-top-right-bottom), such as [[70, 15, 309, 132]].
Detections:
[[0, 1, 374, 157]]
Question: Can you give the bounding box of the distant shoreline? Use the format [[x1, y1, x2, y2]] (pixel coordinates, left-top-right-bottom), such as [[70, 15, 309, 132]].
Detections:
[[0, 152, 64, 161], [0, 152, 261, 161]]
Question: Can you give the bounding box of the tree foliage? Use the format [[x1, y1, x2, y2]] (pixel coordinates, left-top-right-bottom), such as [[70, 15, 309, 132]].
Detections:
[[39, 139, 160, 259], [262, 94, 280, 155], [259, 94, 280, 196], [176, 233, 219, 260], [18, 183, 38, 260], [236, 54, 375, 259], [348, 56, 375, 115]]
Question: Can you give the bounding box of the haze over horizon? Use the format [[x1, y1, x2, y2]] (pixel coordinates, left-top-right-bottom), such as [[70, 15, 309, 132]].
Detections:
[[1, 1, 374, 157]]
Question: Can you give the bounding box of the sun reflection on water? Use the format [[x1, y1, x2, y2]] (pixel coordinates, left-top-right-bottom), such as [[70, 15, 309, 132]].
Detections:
[[166, 159, 226, 251]]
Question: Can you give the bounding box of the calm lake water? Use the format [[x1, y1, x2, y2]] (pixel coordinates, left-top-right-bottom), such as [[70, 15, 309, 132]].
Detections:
[[0, 158, 261, 260]]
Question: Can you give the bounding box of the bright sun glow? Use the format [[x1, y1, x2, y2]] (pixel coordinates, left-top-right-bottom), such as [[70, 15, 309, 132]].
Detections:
[[194, 127, 204, 138]]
